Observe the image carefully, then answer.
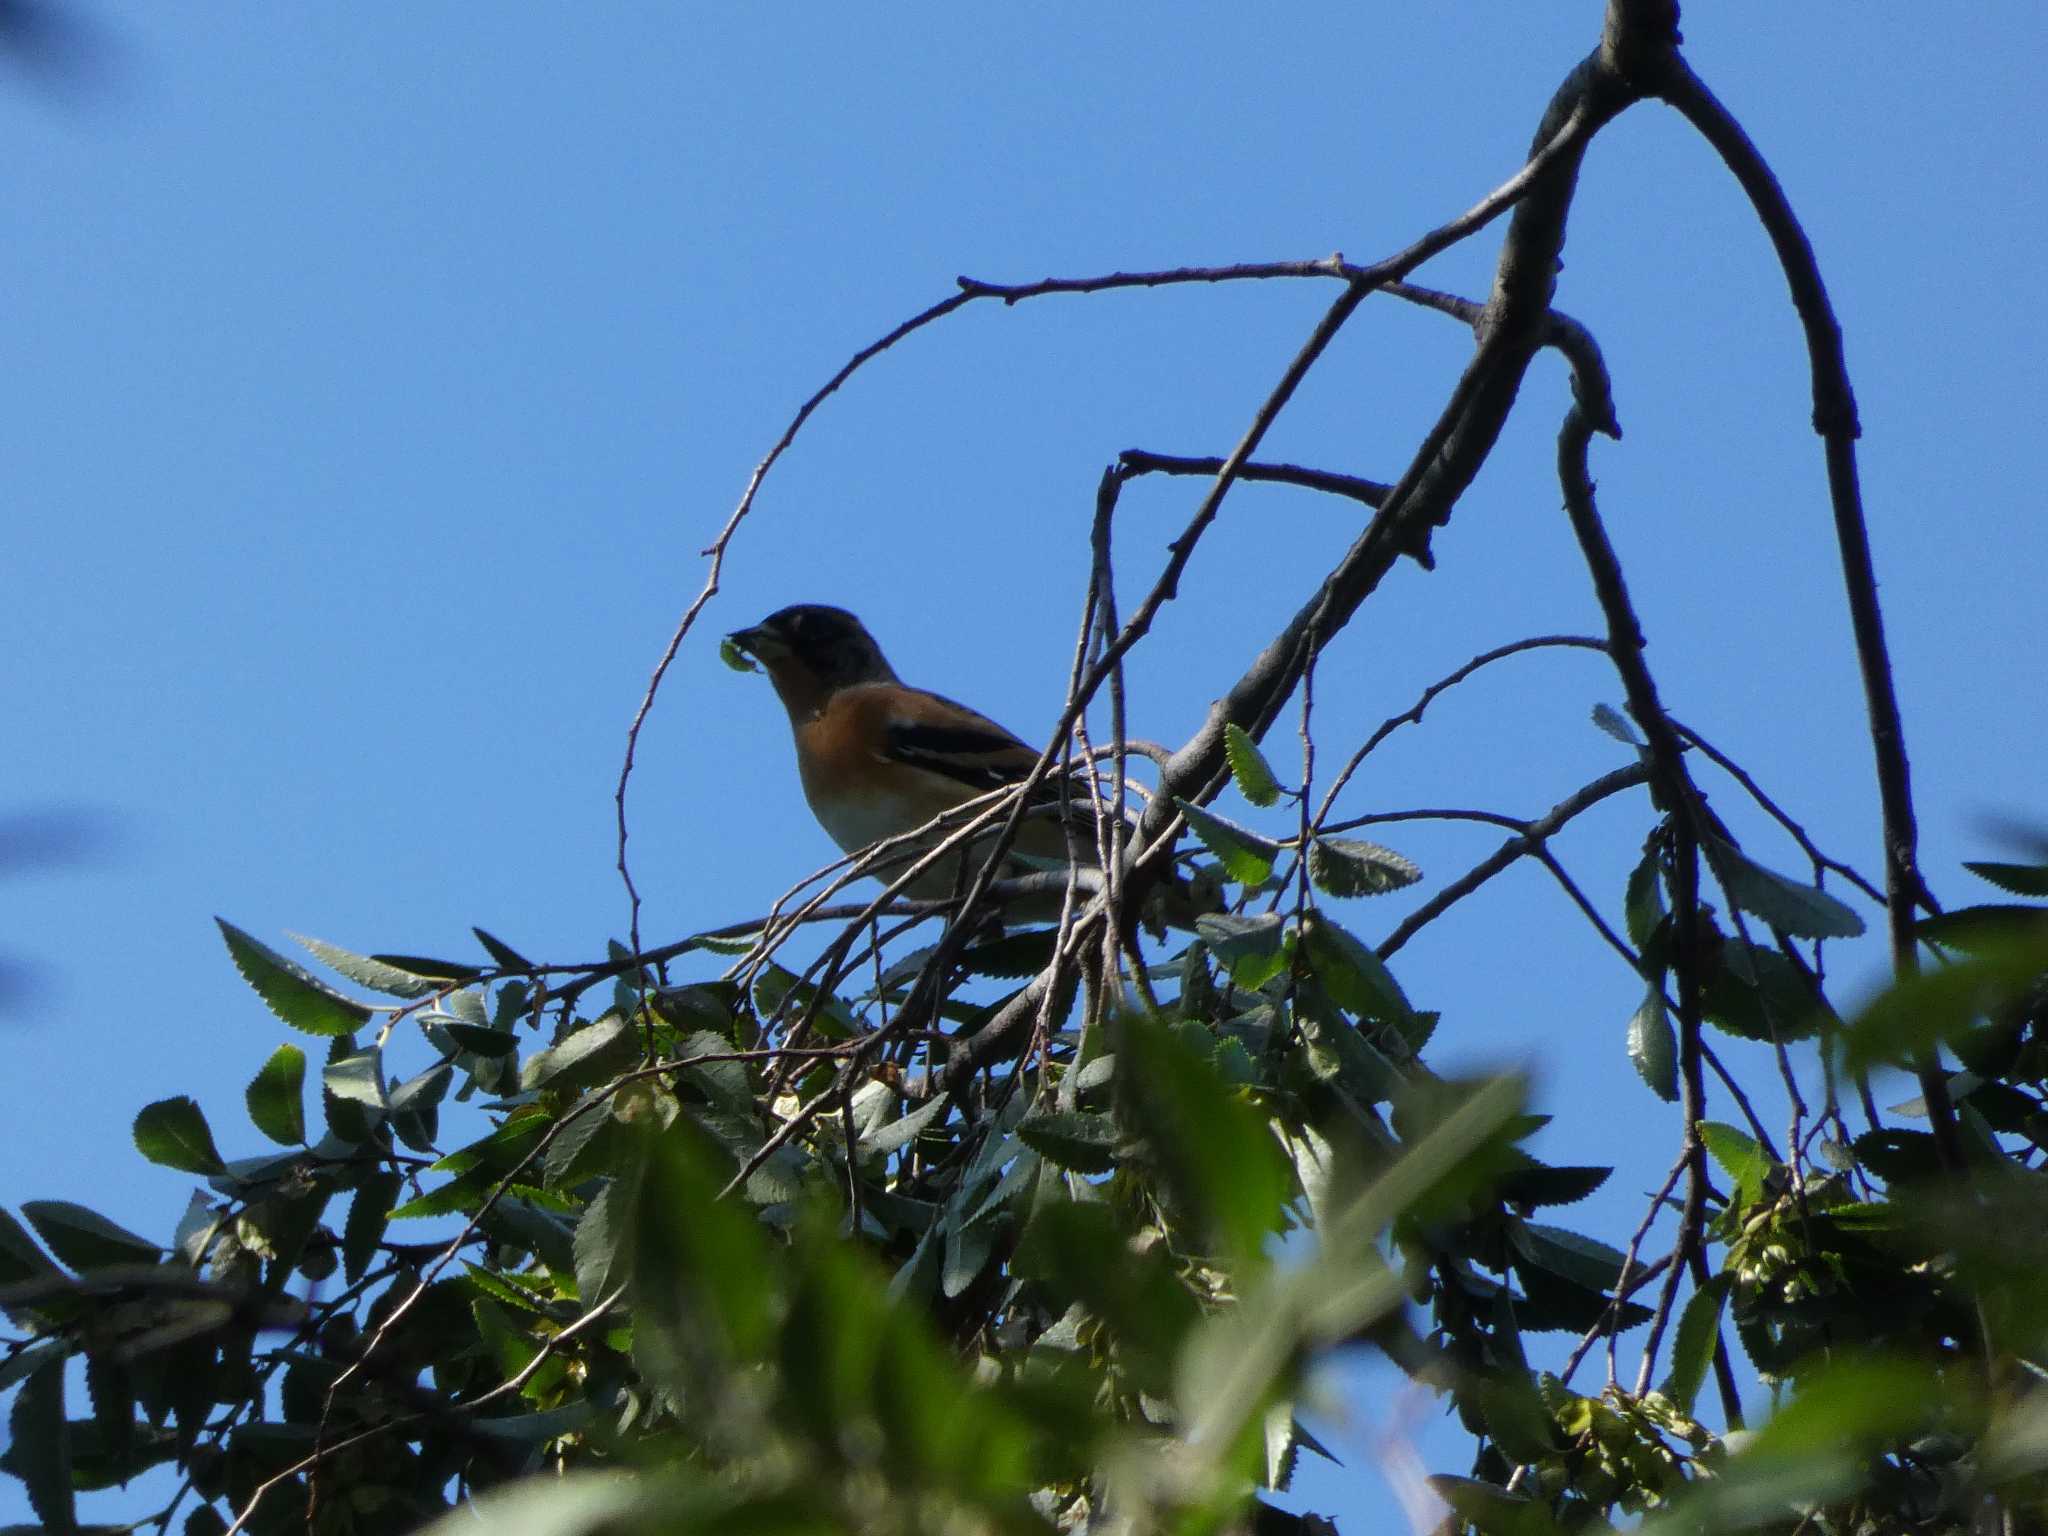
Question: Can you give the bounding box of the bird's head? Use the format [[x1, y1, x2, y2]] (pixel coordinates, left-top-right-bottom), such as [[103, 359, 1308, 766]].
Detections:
[[726, 604, 900, 717]]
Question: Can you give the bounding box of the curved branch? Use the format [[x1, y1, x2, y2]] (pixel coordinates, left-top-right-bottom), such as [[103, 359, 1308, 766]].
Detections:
[[1650, 55, 1958, 1181], [1375, 763, 1652, 957]]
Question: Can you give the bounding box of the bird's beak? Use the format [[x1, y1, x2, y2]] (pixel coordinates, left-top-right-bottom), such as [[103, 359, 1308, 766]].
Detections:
[[725, 624, 783, 661]]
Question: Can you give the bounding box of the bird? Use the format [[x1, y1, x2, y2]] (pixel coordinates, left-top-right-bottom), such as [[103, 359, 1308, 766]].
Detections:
[[724, 603, 1121, 913]]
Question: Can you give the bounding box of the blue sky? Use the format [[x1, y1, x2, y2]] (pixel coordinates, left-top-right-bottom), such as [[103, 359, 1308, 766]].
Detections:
[[3, 4, 2043, 1527]]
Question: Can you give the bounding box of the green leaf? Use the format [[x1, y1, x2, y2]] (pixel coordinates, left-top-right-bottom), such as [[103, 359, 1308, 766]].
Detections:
[[1475, 1365, 1562, 1462], [1176, 1075, 1526, 1456], [520, 1011, 637, 1094], [1710, 843, 1865, 939], [289, 935, 439, 999], [1295, 985, 1403, 1104], [216, 918, 372, 1037], [1916, 902, 2048, 955], [21, 1201, 162, 1271], [409, 1472, 647, 1536], [1627, 989, 1678, 1102], [1699, 1121, 1773, 1208], [1430, 1475, 1566, 1536], [1015, 1201, 1202, 1393], [1299, 912, 1412, 1026], [9, 1351, 73, 1534], [132, 1097, 227, 1175], [1175, 799, 1280, 887], [245, 1046, 307, 1148], [1625, 848, 1666, 952], [1591, 703, 1641, 746], [1016, 1111, 1120, 1174], [1843, 922, 2048, 1072], [342, 1172, 399, 1284], [1702, 940, 1826, 1042], [1195, 912, 1289, 990], [1508, 1220, 1625, 1292], [1306, 837, 1420, 898], [1851, 1128, 1942, 1185], [0, 1208, 61, 1286], [1117, 1013, 1291, 1271], [1224, 723, 1283, 808], [1659, 1358, 1934, 1532], [445, 1022, 518, 1057], [1661, 1272, 1732, 1413], [626, 1122, 778, 1375], [323, 1049, 387, 1111], [1497, 1162, 1612, 1210], [472, 926, 533, 971], [390, 1164, 514, 1221], [367, 952, 483, 984], [1966, 859, 2048, 897], [859, 1093, 949, 1162]]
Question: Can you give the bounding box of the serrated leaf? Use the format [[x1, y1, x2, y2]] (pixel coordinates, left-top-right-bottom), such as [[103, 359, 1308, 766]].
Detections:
[[132, 1097, 226, 1175], [859, 1093, 949, 1161], [1176, 799, 1280, 887], [245, 1046, 307, 1147], [1509, 1220, 1626, 1292], [1296, 985, 1402, 1103], [1845, 927, 2048, 1072], [1965, 859, 2048, 897], [216, 919, 372, 1037], [520, 1011, 636, 1094], [1195, 911, 1289, 990], [1702, 939, 1827, 1042], [1700, 1121, 1773, 1208], [1661, 1272, 1732, 1413], [1017, 1111, 1120, 1174], [1224, 723, 1283, 808], [1627, 989, 1678, 1102], [289, 935, 439, 999], [9, 1351, 72, 1533], [1497, 1162, 1612, 1210], [1710, 844, 1865, 939], [0, 1208, 62, 1286], [542, 1102, 614, 1190], [1299, 912, 1412, 1025], [21, 1201, 162, 1271], [391, 1062, 453, 1116], [1591, 703, 1641, 746], [1307, 837, 1421, 898], [1916, 903, 2048, 955], [343, 1172, 400, 1283], [390, 1164, 511, 1221], [324, 1049, 387, 1110]]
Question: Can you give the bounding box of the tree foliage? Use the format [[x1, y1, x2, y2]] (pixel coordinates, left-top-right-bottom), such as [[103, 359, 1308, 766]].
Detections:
[[7, 3, 2048, 1535]]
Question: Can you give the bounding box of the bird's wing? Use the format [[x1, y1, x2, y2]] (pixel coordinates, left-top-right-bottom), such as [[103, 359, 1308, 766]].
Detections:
[[880, 688, 1042, 793]]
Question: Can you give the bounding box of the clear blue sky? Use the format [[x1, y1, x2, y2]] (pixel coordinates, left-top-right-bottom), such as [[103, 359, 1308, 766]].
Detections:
[[4, 5, 2042, 1527]]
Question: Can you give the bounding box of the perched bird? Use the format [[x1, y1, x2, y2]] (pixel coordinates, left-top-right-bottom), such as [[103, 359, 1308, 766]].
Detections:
[[725, 604, 1113, 910]]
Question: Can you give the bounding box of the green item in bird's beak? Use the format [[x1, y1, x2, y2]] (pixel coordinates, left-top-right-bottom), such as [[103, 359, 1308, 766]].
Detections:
[[719, 635, 760, 674]]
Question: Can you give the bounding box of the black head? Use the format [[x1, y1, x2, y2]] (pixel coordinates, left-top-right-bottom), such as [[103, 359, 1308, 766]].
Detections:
[[727, 604, 899, 693]]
